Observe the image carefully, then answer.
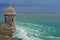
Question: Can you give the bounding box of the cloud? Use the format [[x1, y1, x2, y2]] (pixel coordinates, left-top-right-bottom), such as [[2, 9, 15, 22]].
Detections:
[[0, 0, 60, 12], [0, 0, 60, 6]]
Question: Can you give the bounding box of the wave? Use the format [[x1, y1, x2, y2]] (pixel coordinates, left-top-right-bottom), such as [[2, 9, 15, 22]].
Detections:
[[13, 22, 60, 40]]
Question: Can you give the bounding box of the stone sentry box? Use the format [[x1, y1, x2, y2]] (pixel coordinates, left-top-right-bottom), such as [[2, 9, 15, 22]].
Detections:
[[0, 4, 22, 40]]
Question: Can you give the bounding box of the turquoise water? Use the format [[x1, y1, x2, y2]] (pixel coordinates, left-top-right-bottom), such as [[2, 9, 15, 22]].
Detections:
[[0, 14, 60, 40]]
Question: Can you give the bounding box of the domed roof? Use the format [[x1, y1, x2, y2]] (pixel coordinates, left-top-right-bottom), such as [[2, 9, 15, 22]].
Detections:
[[4, 4, 16, 15]]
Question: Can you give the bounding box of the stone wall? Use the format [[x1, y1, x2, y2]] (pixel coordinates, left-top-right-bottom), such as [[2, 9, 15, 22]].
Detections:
[[0, 28, 12, 37]]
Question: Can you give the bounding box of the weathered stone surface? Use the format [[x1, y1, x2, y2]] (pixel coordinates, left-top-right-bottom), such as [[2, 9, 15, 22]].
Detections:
[[0, 23, 15, 37]]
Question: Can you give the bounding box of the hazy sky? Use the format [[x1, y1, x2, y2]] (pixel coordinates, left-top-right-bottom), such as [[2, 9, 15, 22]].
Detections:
[[0, 0, 60, 12]]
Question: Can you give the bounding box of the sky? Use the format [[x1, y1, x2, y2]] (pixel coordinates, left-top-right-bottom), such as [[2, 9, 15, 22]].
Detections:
[[0, 0, 60, 12]]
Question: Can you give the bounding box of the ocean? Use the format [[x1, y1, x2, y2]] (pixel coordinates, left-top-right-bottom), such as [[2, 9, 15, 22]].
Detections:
[[0, 13, 60, 40]]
